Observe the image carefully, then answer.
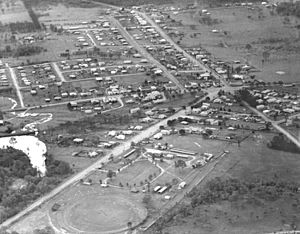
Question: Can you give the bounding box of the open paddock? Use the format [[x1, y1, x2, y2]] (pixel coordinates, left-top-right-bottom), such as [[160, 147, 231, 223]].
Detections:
[[0, 0, 30, 24], [37, 4, 101, 25], [4, 33, 82, 66]]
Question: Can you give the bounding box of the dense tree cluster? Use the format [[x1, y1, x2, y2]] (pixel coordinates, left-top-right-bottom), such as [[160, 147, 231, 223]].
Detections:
[[22, 0, 41, 30], [268, 133, 300, 153], [188, 177, 299, 207], [0, 22, 37, 34], [14, 45, 44, 57], [235, 89, 257, 107], [0, 148, 72, 224], [276, 2, 300, 18], [151, 177, 299, 232]]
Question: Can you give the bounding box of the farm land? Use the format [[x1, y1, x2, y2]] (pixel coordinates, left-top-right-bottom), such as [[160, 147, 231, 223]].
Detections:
[[0, 0, 299, 234], [162, 5, 300, 83]]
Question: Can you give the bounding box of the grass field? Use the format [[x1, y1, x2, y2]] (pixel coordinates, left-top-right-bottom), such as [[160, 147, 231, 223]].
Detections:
[[37, 4, 101, 25], [160, 134, 230, 154], [110, 159, 161, 187]]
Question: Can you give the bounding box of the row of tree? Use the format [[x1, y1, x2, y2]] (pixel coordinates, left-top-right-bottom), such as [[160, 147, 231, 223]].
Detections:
[[235, 89, 258, 107], [276, 2, 300, 18]]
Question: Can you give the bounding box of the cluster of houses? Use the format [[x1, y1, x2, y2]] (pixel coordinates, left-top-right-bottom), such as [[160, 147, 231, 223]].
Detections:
[[59, 52, 141, 71], [138, 107, 175, 123], [16, 64, 58, 87], [89, 26, 130, 46], [146, 45, 195, 71], [0, 60, 9, 87], [186, 94, 266, 126], [252, 88, 300, 117], [57, 134, 119, 149], [67, 18, 130, 47], [74, 34, 91, 47], [68, 96, 118, 114], [107, 129, 136, 140], [64, 63, 148, 81], [125, 14, 167, 45]]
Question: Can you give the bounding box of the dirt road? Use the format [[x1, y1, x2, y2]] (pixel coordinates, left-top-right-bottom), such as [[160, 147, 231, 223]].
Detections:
[[243, 102, 300, 148], [6, 63, 24, 108], [109, 16, 186, 92]]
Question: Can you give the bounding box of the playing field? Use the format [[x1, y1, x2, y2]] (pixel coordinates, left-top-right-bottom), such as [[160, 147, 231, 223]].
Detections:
[[50, 186, 147, 233], [111, 159, 161, 187]]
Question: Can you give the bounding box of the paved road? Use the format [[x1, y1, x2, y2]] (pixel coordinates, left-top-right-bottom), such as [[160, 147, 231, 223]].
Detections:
[[109, 16, 186, 92], [243, 102, 300, 148], [6, 63, 25, 108]]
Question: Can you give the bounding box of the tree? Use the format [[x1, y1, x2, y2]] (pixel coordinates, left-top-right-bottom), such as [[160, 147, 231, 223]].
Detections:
[[127, 221, 132, 230], [245, 44, 252, 50], [107, 170, 116, 179], [108, 154, 114, 162], [179, 129, 185, 136], [176, 159, 187, 169]]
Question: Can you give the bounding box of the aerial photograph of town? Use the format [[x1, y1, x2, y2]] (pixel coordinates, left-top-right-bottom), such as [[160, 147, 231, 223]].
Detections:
[[0, 0, 299, 233]]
